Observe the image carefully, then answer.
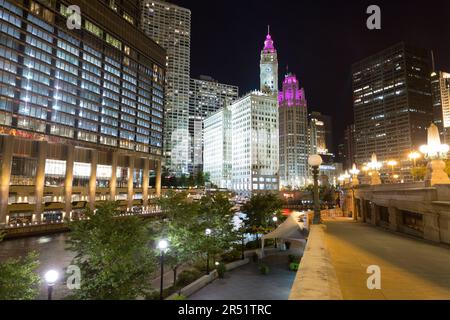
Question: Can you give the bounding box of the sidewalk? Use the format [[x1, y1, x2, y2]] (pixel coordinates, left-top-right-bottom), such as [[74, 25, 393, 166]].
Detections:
[[324, 218, 450, 300]]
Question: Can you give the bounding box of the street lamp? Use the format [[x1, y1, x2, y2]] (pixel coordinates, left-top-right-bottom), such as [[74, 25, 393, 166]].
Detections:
[[308, 154, 323, 225], [349, 164, 360, 186], [44, 270, 59, 300], [367, 153, 382, 185], [408, 151, 421, 168], [157, 239, 169, 300], [419, 123, 450, 186], [205, 228, 212, 275]]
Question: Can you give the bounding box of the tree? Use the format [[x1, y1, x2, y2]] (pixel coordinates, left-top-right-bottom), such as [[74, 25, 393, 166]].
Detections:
[[66, 202, 157, 300], [197, 193, 239, 267], [241, 193, 283, 245], [0, 232, 40, 300], [156, 191, 200, 285], [195, 171, 205, 187]]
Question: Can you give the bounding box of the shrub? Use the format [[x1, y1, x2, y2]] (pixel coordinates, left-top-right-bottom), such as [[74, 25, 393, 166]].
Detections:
[[217, 263, 226, 279], [176, 269, 202, 288], [145, 291, 160, 300], [173, 294, 187, 300], [221, 250, 241, 263], [259, 264, 270, 275], [288, 255, 302, 263], [289, 262, 299, 272]]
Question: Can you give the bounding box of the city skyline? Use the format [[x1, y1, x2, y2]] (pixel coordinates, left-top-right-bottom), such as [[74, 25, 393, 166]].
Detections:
[[169, 0, 450, 151]]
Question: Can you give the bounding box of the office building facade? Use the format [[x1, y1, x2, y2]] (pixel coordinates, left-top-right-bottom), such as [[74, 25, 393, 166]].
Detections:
[[431, 70, 450, 142], [352, 42, 433, 164], [203, 107, 232, 189], [0, 0, 166, 226], [140, 0, 191, 175], [229, 91, 279, 194], [189, 75, 238, 175], [278, 73, 308, 188]]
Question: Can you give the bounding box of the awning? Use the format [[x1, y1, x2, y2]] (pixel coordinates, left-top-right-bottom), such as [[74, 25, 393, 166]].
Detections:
[[261, 211, 309, 255]]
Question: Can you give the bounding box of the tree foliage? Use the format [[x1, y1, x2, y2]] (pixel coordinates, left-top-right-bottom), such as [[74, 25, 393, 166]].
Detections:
[[241, 193, 283, 239], [66, 202, 157, 300], [156, 191, 238, 279], [0, 232, 40, 300]]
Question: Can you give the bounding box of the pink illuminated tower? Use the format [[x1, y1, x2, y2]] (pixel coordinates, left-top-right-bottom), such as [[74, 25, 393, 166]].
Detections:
[[279, 73, 309, 188], [260, 26, 279, 95]]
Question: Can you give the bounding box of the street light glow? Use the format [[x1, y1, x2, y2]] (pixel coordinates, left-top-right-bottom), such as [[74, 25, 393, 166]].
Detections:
[[44, 270, 59, 285], [157, 239, 169, 251], [205, 228, 212, 236]]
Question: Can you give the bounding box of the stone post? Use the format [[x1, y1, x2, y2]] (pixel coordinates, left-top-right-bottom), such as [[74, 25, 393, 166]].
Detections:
[[388, 206, 399, 232], [127, 156, 135, 211], [143, 158, 149, 208], [370, 203, 377, 225], [155, 159, 162, 197], [110, 152, 118, 201], [425, 160, 450, 187], [89, 150, 98, 211], [423, 212, 441, 243], [0, 136, 13, 225], [34, 141, 48, 223], [64, 145, 74, 220]]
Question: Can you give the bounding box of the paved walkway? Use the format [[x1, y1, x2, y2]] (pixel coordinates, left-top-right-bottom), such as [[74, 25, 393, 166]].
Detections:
[[189, 251, 298, 300], [324, 218, 450, 300]]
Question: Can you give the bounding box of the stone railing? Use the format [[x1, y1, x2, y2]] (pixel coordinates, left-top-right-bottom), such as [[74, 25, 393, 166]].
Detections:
[[289, 225, 343, 300], [341, 183, 450, 244]]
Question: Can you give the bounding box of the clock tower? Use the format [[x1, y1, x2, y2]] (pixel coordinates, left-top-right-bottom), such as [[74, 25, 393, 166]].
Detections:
[[260, 27, 279, 95]]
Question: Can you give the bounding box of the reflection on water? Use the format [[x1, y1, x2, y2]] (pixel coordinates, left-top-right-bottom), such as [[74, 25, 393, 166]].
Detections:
[[0, 233, 75, 300]]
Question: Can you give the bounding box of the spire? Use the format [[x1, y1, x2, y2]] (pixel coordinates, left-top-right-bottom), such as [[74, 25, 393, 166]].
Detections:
[[263, 26, 275, 53]]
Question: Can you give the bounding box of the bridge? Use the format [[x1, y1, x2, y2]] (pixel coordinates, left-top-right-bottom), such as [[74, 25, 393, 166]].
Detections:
[[289, 182, 450, 300]]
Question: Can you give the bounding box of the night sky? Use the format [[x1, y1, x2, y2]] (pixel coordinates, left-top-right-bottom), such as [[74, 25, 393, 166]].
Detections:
[[171, 0, 450, 151]]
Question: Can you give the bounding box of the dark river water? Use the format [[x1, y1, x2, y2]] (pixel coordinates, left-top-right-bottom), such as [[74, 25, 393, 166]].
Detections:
[[0, 233, 75, 300]]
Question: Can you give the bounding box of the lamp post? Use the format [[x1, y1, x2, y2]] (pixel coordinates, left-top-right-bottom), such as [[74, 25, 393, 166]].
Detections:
[[420, 123, 450, 186], [44, 270, 58, 300], [408, 151, 421, 182], [367, 153, 382, 185], [308, 154, 323, 225], [157, 239, 169, 300], [205, 228, 212, 275], [349, 164, 360, 186], [387, 160, 398, 182]]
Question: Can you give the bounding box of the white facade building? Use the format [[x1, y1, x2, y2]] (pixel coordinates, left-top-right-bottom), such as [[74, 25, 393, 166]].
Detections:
[[203, 29, 279, 194], [140, 0, 191, 175], [189, 76, 238, 174], [203, 107, 232, 189], [230, 92, 279, 194]]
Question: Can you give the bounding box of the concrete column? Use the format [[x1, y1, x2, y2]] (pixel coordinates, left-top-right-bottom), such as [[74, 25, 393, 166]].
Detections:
[[110, 152, 118, 201], [155, 159, 162, 197], [0, 136, 14, 225], [423, 212, 441, 243], [64, 145, 74, 220], [34, 141, 48, 223], [89, 150, 98, 211], [388, 206, 399, 232], [127, 156, 135, 211], [142, 158, 149, 208], [370, 203, 377, 225]]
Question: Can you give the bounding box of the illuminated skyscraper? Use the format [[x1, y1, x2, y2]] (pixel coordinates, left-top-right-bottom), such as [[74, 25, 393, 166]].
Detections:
[[189, 76, 238, 175], [0, 0, 166, 226], [203, 107, 232, 189], [260, 27, 278, 95], [352, 42, 433, 164], [278, 73, 308, 188], [431, 70, 450, 142], [203, 29, 279, 194], [140, 0, 191, 175]]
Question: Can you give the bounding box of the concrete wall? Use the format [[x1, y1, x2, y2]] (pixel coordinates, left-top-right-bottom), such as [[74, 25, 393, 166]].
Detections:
[[289, 225, 343, 300]]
